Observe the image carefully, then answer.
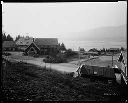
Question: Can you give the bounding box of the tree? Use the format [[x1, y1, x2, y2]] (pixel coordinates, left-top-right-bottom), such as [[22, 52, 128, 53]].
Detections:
[[2, 32, 7, 42], [79, 48, 85, 52], [89, 48, 98, 52], [120, 47, 125, 51], [65, 48, 78, 57], [2, 32, 14, 42], [60, 43, 66, 51], [6, 34, 13, 41], [106, 48, 109, 52], [102, 48, 106, 52], [98, 51, 101, 55], [15, 35, 22, 41]]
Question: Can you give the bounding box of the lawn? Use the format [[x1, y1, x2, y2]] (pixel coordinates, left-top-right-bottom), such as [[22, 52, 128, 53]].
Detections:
[[1, 59, 125, 101], [83, 55, 122, 68]]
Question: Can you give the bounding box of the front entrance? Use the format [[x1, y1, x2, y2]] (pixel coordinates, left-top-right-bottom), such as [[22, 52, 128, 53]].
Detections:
[[28, 47, 37, 56]]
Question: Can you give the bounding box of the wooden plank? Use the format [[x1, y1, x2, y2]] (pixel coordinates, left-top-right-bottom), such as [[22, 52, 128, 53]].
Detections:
[[121, 69, 128, 82]]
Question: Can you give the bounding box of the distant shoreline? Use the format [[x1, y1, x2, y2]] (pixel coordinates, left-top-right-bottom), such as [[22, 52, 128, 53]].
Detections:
[[59, 40, 126, 51]]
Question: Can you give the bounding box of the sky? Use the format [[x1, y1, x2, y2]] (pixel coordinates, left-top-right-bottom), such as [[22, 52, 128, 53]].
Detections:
[[2, 2, 127, 50]]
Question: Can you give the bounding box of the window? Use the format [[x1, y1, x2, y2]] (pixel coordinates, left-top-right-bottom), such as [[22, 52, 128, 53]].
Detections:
[[94, 71, 97, 75]]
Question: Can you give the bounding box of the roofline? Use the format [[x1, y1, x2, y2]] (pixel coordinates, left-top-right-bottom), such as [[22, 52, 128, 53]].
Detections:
[[25, 42, 40, 52], [33, 42, 40, 50], [34, 38, 58, 46], [27, 46, 37, 55]]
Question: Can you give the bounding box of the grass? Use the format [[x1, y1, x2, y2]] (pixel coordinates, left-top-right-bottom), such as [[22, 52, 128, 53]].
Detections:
[[1, 59, 124, 101], [83, 56, 122, 68]]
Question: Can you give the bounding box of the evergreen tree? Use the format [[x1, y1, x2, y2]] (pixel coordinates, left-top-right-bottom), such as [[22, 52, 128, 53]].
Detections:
[[89, 48, 98, 52], [60, 43, 66, 51], [103, 48, 106, 52], [6, 34, 13, 41], [120, 47, 125, 51], [15, 35, 21, 41], [2, 32, 7, 42]]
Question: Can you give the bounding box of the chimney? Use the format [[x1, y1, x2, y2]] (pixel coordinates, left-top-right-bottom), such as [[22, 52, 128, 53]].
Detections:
[[33, 38, 35, 42]]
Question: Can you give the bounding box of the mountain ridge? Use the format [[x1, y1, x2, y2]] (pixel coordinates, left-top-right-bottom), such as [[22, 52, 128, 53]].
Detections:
[[61, 24, 126, 42]]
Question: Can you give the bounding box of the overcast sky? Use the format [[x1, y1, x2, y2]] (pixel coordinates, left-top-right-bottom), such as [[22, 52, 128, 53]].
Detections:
[[2, 2, 127, 40]]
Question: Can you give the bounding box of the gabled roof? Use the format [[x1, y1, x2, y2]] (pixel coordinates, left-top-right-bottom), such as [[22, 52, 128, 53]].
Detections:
[[34, 38, 58, 46], [16, 37, 33, 46], [3, 41, 16, 48]]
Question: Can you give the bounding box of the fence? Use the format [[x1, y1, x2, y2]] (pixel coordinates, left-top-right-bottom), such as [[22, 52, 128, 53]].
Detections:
[[120, 62, 127, 85]]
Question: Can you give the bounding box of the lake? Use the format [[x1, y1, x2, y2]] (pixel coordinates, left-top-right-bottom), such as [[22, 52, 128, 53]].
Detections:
[[59, 40, 126, 51]]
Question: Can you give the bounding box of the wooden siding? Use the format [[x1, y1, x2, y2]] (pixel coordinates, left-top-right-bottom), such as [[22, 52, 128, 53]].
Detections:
[[80, 65, 115, 79]]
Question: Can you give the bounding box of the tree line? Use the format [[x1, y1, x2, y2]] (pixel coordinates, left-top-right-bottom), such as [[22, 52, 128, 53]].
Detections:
[[2, 32, 67, 51], [2, 32, 29, 43], [2, 32, 14, 42], [88, 47, 125, 55]]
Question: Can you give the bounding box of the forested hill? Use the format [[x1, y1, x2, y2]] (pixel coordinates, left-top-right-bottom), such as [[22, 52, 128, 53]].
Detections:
[[62, 24, 126, 42]]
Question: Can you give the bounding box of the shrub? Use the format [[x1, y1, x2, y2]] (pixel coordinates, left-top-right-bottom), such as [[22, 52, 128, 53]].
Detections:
[[23, 52, 27, 56], [64, 49, 78, 57], [33, 54, 39, 57], [43, 54, 67, 63]]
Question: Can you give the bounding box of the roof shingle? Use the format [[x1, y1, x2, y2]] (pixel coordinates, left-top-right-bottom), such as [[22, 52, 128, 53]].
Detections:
[[3, 41, 16, 48], [34, 38, 58, 46], [16, 37, 33, 46]]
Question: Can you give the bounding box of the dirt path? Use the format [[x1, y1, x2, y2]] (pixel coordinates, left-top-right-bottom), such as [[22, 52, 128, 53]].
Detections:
[[3, 53, 99, 76], [3, 55, 79, 75]]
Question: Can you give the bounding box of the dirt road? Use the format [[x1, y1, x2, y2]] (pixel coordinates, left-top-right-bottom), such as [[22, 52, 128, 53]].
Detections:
[[5, 52, 120, 74], [3, 52, 97, 71], [3, 52, 99, 78], [3, 54, 79, 77]]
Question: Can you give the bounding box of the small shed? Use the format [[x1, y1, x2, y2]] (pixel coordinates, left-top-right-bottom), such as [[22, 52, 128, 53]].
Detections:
[[80, 65, 116, 82]]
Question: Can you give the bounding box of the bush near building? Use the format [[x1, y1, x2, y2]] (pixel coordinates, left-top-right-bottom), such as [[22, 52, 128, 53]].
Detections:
[[43, 53, 67, 63], [43, 49, 78, 63]]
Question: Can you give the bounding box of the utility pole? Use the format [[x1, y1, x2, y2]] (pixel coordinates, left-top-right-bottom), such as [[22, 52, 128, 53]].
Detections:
[[78, 47, 80, 66], [112, 51, 114, 67], [50, 63, 51, 69], [45, 62, 46, 69]]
